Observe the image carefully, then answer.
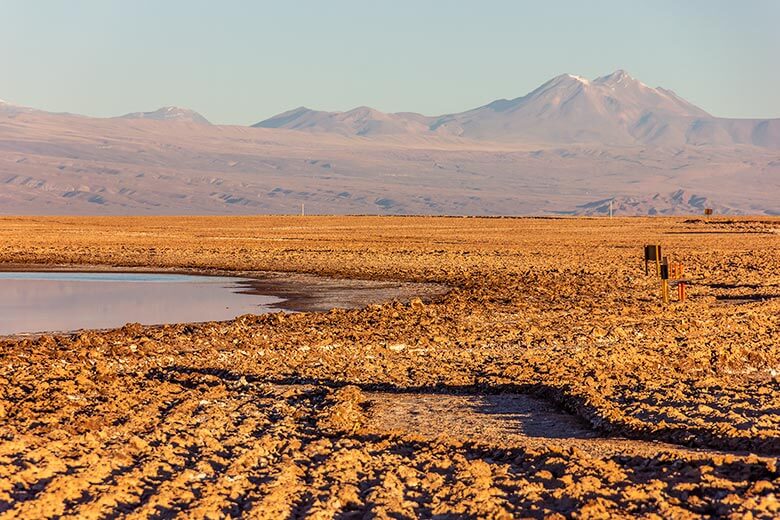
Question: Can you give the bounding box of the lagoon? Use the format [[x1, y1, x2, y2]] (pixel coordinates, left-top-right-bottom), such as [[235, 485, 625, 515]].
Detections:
[[0, 271, 284, 335]]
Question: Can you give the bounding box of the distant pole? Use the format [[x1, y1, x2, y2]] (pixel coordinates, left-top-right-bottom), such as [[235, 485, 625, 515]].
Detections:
[[301, 203, 305, 217], [609, 199, 613, 218]]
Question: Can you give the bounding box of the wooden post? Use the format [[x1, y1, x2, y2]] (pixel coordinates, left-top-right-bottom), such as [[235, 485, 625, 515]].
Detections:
[[660, 258, 670, 304], [644, 245, 662, 276]]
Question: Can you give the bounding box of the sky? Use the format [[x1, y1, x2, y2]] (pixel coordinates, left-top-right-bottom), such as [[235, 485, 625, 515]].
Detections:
[[1, 0, 778, 125]]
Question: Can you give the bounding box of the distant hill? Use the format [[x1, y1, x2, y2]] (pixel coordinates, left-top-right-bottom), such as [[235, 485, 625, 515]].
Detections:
[[254, 106, 430, 136], [119, 106, 211, 125], [255, 70, 780, 148], [570, 190, 739, 217]]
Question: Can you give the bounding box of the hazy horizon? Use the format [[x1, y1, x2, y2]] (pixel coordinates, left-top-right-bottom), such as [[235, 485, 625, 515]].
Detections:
[[1, 0, 779, 125]]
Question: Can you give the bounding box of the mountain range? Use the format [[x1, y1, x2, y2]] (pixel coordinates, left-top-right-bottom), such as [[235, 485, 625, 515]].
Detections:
[[1, 70, 778, 216], [254, 70, 780, 149]]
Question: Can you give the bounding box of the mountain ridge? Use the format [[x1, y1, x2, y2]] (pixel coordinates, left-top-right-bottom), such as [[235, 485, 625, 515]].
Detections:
[[254, 70, 779, 149]]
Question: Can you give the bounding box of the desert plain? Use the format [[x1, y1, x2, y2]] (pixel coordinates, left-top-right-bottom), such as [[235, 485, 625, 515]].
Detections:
[[0, 215, 778, 519]]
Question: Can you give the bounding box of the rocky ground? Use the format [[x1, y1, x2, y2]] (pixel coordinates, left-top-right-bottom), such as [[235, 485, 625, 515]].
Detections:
[[0, 215, 778, 518]]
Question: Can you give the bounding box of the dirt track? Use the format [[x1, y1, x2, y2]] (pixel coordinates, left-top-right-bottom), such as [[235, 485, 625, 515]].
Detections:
[[0, 215, 778, 518]]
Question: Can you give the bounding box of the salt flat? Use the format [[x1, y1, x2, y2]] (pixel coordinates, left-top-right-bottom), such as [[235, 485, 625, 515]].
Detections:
[[0, 215, 778, 517]]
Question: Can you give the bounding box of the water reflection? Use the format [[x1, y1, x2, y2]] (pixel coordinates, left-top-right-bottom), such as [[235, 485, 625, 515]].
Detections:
[[0, 272, 284, 335]]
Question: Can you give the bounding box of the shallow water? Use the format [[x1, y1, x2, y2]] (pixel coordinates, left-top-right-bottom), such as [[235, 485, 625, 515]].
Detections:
[[0, 271, 285, 335]]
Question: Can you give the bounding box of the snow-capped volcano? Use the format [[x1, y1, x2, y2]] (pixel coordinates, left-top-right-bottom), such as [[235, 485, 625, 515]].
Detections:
[[255, 70, 779, 148], [428, 69, 714, 144], [119, 106, 211, 125]]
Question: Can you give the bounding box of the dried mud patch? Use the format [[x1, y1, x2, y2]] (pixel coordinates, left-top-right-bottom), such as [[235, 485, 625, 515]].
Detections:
[[362, 389, 779, 461]]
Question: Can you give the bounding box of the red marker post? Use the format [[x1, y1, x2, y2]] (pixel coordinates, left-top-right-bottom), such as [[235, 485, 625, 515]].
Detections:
[[675, 263, 687, 302]]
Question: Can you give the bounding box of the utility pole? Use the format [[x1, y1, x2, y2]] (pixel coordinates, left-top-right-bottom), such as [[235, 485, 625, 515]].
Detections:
[[301, 203, 305, 217]]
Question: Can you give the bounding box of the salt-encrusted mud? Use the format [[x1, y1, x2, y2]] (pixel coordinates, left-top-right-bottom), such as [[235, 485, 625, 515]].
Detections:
[[0, 215, 778, 518]]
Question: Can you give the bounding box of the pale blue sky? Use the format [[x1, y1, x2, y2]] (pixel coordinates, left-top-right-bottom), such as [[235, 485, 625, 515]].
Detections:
[[1, 0, 778, 125]]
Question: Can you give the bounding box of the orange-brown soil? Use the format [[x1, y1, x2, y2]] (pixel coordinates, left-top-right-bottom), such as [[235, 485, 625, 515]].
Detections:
[[0, 215, 778, 518]]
